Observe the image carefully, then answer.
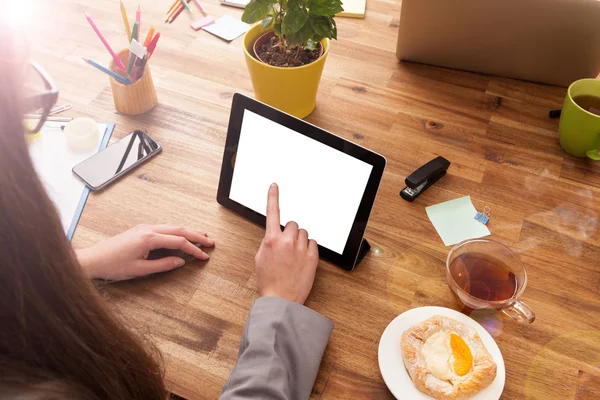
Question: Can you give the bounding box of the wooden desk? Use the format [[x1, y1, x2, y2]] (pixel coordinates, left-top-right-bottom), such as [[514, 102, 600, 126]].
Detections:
[[33, 0, 600, 399]]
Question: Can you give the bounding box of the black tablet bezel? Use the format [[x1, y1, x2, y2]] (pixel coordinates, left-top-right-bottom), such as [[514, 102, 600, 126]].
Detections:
[[217, 93, 386, 271]]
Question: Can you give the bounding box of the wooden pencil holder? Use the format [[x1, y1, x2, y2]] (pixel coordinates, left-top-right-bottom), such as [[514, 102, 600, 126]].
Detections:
[[109, 49, 158, 115]]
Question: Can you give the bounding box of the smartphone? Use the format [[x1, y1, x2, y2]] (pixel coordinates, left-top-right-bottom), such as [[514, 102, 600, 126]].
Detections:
[[72, 130, 161, 190]]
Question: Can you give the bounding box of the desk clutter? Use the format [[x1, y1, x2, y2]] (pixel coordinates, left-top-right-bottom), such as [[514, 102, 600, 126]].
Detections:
[[30, 1, 600, 398], [84, 7, 160, 85], [28, 117, 114, 239], [83, 4, 160, 114]]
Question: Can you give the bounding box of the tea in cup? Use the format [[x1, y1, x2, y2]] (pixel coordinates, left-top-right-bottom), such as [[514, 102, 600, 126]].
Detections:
[[446, 239, 535, 323]]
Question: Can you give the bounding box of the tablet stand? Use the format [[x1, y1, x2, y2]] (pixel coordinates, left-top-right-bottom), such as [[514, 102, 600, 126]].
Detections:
[[354, 238, 371, 268]]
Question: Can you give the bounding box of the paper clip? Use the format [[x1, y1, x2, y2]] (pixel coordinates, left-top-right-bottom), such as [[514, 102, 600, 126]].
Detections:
[[475, 206, 491, 225]]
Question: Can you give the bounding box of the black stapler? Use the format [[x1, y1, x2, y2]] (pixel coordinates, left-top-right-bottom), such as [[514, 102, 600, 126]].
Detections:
[[400, 156, 451, 202]]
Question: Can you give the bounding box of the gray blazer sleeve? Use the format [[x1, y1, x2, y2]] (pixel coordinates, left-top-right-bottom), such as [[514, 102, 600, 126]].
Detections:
[[220, 296, 334, 400]]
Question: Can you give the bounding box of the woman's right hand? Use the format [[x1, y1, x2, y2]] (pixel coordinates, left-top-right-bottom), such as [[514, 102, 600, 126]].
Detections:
[[76, 224, 214, 281], [254, 183, 319, 304]]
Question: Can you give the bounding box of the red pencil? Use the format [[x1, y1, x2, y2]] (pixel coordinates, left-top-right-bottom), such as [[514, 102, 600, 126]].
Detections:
[[168, 3, 184, 23]]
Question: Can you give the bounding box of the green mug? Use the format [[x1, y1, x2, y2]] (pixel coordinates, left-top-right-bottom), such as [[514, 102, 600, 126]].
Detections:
[[559, 79, 600, 160]]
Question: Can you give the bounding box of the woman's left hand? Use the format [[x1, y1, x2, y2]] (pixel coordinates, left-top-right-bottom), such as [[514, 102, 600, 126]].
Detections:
[[76, 224, 215, 281]]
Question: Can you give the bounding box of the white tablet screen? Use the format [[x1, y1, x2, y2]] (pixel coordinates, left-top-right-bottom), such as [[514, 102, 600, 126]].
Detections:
[[229, 110, 373, 254]]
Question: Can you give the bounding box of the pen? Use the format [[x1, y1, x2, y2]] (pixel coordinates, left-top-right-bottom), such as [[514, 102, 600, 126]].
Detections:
[[132, 57, 147, 81], [24, 116, 73, 122], [82, 57, 131, 84], [128, 39, 147, 81], [49, 104, 73, 116], [36, 104, 72, 116], [84, 12, 127, 71]]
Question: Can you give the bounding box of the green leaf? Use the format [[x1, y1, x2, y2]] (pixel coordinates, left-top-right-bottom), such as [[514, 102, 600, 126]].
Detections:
[[328, 16, 337, 39], [310, 16, 332, 38], [274, 22, 282, 35], [286, 20, 314, 46], [242, 0, 272, 23], [282, 0, 308, 34], [308, 0, 343, 16], [305, 38, 318, 51], [262, 14, 275, 28]]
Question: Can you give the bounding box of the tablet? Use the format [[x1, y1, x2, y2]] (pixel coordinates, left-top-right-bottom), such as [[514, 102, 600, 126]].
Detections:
[[217, 94, 386, 271]]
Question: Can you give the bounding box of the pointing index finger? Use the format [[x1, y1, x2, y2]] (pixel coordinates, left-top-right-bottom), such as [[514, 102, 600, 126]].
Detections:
[[266, 183, 280, 235]]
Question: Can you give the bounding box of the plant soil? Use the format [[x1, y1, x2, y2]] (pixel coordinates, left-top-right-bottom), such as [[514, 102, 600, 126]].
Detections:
[[257, 35, 321, 67]]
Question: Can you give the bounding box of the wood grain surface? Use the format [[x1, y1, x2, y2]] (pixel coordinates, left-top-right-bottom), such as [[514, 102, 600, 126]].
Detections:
[[28, 0, 600, 399]]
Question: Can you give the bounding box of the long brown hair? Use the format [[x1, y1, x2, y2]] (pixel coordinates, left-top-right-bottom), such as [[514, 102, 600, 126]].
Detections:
[[0, 26, 167, 399]]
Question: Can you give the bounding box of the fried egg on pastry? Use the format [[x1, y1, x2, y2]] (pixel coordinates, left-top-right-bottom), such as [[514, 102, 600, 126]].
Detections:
[[401, 316, 497, 399]]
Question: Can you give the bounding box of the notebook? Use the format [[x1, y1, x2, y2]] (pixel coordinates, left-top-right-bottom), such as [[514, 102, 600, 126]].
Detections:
[[28, 122, 115, 240], [338, 0, 366, 18]]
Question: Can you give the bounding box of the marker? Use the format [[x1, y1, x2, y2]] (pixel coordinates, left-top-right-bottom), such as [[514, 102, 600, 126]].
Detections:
[[144, 26, 155, 47], [147, 33, 161, 59]]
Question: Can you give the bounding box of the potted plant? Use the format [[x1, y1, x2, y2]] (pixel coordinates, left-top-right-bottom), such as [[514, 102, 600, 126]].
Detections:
[[241, 0, 342, 118]]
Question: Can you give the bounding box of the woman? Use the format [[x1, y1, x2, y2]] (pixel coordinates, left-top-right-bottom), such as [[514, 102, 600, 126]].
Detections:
[[0, 26, 213, 399], [1, 25, 332, 400]]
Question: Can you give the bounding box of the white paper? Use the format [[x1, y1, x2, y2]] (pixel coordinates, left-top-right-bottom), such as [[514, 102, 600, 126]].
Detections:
[[28, 123, 107, 235], [202, 15, 249, 41]]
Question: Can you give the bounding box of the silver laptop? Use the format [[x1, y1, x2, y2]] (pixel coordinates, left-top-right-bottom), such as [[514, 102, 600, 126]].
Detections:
[[396, 0, 600, 87]]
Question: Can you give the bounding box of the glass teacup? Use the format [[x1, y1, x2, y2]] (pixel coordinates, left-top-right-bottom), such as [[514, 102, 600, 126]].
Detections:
[[446, 239, 535, 323]]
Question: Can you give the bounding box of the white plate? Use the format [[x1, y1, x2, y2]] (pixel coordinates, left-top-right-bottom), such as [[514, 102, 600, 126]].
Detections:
[[378, 306, 505, 399]]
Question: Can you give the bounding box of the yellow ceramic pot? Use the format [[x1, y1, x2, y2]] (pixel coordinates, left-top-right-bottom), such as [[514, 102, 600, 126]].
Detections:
[[243, 24, 330, 119]]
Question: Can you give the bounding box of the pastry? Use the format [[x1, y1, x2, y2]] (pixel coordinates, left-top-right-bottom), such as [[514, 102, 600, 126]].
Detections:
[[401, 315, 497, 399]]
